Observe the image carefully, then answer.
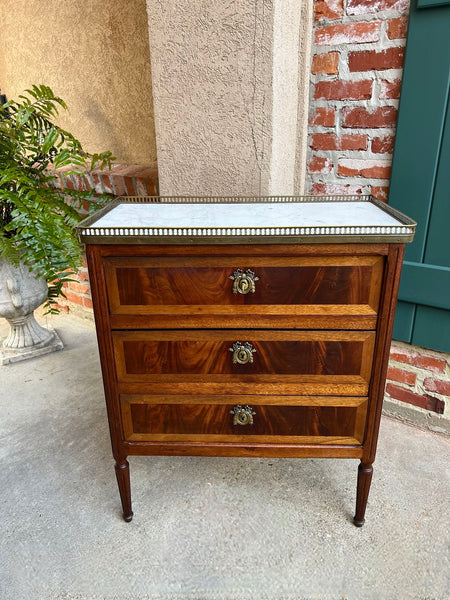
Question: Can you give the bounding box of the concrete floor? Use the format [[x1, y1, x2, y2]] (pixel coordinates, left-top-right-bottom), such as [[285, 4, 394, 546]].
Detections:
[[0, 313, 449, 600]]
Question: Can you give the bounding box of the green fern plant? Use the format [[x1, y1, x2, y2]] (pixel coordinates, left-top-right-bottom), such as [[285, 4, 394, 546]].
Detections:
[[0, 85, 114, 312]]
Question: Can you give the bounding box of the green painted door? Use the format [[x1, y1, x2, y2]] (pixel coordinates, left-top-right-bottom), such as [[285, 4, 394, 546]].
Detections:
[[389, 0, 450, 353]]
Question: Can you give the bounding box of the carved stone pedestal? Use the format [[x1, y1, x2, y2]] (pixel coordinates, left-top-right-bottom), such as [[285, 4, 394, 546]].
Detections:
[[0, 258, 64, 365], [0, 322, 63, 365]]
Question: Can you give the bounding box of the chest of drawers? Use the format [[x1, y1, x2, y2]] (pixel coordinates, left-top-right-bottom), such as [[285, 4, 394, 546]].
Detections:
[[78, 195, 415, 525]]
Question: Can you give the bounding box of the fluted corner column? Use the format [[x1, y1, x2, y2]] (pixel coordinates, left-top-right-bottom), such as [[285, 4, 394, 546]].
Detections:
[[146, 0, 312, 196]]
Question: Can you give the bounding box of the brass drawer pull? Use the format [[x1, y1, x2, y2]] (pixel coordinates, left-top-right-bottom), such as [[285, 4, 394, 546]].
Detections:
[[230, 405, 256, 426], [229, 341, 256, 364], [229, 268, 259, 294]]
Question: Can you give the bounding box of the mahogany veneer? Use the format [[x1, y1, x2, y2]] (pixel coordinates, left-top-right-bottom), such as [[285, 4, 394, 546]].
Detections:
[[79, 196, 415, 526], [104, 254, 383, 330], [121, 395, 368, 444]]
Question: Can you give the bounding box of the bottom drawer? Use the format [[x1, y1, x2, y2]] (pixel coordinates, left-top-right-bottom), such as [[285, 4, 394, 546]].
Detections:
[[121, 395, 367, 446]]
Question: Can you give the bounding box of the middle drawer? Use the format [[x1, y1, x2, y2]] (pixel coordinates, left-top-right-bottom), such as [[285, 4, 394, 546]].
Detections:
[[113, 330, 375, 396]]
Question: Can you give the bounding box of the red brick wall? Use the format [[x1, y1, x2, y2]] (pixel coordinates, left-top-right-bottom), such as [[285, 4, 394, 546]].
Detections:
[[55, 164, 159, 198], [388, 343, 449, 414], [54, 164, 158, 312], [307, 0, 409, 201]]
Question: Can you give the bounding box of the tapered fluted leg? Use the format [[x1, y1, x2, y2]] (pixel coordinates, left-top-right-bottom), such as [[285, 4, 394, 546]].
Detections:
[[115, 458, 133, 522], [353, 461, 373, 527]]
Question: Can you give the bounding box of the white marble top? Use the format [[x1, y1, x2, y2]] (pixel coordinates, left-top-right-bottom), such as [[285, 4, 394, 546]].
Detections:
[[78, 197, 416, 243], [93, 201, 401, 228]]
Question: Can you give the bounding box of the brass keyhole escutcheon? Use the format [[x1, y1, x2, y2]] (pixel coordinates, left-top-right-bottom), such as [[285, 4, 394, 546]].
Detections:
[[229, 341, 256, 365], [229, 268, 259, 295], [230, 405, 256, 426]]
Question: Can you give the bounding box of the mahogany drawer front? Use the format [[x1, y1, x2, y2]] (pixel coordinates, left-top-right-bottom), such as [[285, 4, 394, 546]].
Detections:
[[104, 255, 383, 329], [113, 330, 375, 396], [121, 394, 368, 445]]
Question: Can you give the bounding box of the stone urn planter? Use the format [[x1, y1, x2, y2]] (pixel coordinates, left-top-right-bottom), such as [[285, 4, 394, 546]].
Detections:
[[0, 258, 63, 365]]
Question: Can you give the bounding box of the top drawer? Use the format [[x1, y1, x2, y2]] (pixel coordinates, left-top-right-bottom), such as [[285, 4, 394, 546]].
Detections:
[[104, 255, 383, 329]]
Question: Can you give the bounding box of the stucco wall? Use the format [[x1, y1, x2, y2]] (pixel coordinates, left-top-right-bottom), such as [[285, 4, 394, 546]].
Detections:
[[147, 0, 272, 196], [146, 0, 312, 196], [0, 0, 157, 165]]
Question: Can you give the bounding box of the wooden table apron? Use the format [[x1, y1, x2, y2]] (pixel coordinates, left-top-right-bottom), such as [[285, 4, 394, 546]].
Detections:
[[84, 240, 405, 526]]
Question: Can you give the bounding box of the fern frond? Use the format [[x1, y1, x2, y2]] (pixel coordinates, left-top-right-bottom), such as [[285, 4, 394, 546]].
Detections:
[[1, 84, 115, 312]]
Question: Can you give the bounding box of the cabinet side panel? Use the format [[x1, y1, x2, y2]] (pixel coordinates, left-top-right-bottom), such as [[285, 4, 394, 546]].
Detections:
[[85, 245, 126, 459], [364, 244, 405, 461]]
